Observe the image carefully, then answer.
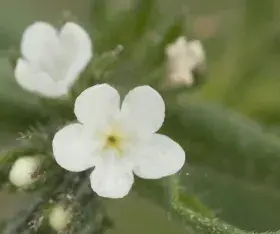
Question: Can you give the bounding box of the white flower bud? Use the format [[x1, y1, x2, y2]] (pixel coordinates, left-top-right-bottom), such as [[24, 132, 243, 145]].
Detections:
[[165, 36, 205, 87], [49, 204, 72, 232], [9, 156, 41, 188]]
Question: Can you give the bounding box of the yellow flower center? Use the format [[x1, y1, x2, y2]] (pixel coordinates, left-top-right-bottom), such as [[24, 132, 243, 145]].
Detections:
[[106, 135, 119, 148], [103, 132, 124, 156]]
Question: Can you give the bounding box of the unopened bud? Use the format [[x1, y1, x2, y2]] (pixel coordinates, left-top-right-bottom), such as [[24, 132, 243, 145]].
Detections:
[[49, 204, 72, 232], [9, 156, 41, 188]]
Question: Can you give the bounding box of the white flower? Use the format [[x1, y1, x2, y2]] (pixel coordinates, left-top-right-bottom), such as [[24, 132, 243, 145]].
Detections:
[[52, 84, 186, 198], [15, 22, 92, 98], [49, 204, 72, 232], [9, 156, 41, 188], [165, 36, 205, 87]]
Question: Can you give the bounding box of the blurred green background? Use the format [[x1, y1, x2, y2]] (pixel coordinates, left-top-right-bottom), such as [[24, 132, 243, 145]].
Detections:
[[1, 0, 280, 233]]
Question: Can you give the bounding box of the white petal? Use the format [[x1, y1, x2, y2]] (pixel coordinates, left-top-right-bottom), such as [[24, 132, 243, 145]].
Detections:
[[120, 86, 165, 136], [187, 40, 205, 67], [21, 22, 58, 63], [133, 134, 185, 179], [183, 40, 205, 71], [15, 59, 68, 98], [74, 84, 120, 128], [168, 61, 195, 86], [165, 36, 188, 58], [90, 152, 134, 198], [59, 22, 93, 86], [52, 123, 99, 172]]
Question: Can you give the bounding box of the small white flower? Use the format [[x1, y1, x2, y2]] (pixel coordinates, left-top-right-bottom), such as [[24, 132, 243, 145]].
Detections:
[[15, 21, 92, 98], [49, 204, 72, 232], [165, 36, 205, 87], [9, 156, 41, 188], [52, 84, 185, 198]]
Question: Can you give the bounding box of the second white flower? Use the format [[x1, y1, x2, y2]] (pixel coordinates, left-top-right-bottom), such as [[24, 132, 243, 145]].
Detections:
[[15, 21, 92, 98]]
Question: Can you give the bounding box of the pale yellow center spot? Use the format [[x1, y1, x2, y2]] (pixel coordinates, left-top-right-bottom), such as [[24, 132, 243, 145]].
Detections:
[[100, 122, 130, 157], [103, 130, 124, 156], [106, 135, 120, 148]]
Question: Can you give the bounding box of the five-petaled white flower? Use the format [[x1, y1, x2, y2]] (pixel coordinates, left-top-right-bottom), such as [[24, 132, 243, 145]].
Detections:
[[52, 84, 185, 198], [15, 21, 92, 98], [165, 36, 205, 87]]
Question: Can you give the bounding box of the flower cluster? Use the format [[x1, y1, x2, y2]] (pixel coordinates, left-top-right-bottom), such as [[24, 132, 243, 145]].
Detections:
[[10, 21, 191, 201]]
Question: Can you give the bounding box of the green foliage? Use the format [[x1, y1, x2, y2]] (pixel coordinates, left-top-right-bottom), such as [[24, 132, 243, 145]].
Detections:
[[0, 0, 280, 233], [164, 101, 280, 186]]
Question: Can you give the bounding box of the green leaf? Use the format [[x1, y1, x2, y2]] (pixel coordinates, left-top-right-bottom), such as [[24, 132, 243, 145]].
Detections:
[[184, 166, 280, 231], [163, 101, 280, 189]]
